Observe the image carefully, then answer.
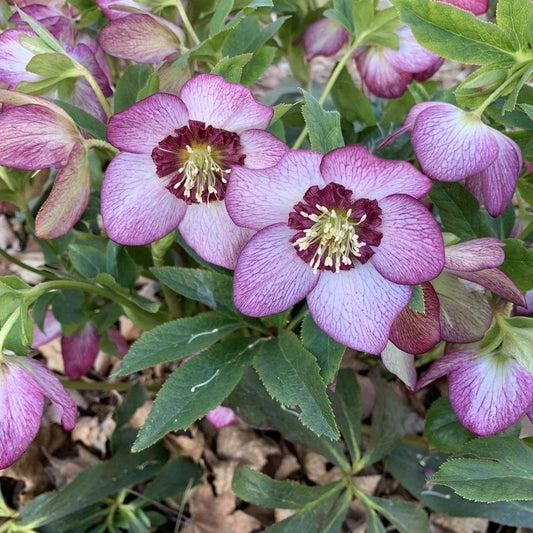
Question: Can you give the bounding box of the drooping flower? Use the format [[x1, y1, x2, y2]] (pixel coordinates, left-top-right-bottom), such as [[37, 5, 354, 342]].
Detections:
[[301, 17, 349, 61], [0, 90, 90, 239], [416, 347, 533, 436], [389, 102, 523, 216], [0, 353, 77, 469], [102, 73, 288, 269], [226, 147, 445, 353]]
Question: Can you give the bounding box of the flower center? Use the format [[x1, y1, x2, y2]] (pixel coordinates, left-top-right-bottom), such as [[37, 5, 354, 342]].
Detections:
[[288, 182, 383, 273], [151, 120, 245, 204]]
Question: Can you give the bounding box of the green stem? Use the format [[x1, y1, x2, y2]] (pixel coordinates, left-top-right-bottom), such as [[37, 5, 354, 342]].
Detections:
[[151, 233, 181, 319], [292, 36, 365, 150], [286, 306, 309, 331], [30, 280, 168, 322], [472, 62, 532, 117], [174, 0, 200, 46], [85, 139, 119, 156], [76, 65, 112, 119], [0, 247, 60, 280], [0, 308, 21, 353]]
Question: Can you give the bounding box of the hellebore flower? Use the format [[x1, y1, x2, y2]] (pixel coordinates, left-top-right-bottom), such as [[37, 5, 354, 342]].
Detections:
[[227, 147, 445, 354], [416, 347, 533, 435], [302, 17, 349, 61], [391, 102, 523, 216], [102, 73, 288, 269], [205, 406, 239, 428], [0, 353, 77, 469], [354, 26, 443, 99], [0, 90, 90, 239]]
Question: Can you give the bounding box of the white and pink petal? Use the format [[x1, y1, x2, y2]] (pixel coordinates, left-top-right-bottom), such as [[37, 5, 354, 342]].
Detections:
[[444, 237, 505, 271], [61, 322, 100, 379], [380, 342, 418, 390], [238, 129, 289, 169], [32, 309, 62, 348], [302, 18, 348, 61]]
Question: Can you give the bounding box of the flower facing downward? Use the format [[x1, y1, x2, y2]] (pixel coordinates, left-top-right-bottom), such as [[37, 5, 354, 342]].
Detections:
[[102, 73, 288, 269], [0, 354, 77, 469], [390, 102, 523, 216], [227, 147, 445, 353]]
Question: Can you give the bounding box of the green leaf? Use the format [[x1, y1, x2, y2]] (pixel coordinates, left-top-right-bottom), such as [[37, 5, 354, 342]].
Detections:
[[425, 397, 476, 453], [330, 66, 376, 126], [52, 100, 106, 140], [391, 0, 517, 65], [25, 53, 76, 78], [209, 0, 234, 36], [433, 437, 533, 502], [330, 369, 361, 463], [0, 276, 32, 322], [502, 63, 533, 113], [429, 182, 495, 240], [358, 375, 406, 469], [501, 239, 533, 291], [51, 289, 85, 326], [106, 242, 137, 288], [114, 64, 152, 113], [301, 314, 345, 384], [69, 243, 107, 279], [17, 446, 167, 528], [226, 368, 349, 468], [115, 383, 150, 429], [212, 53, 253, 82], [241, 46, 277, 86], [232, 467, 341, 509], [365, 508, 387, 533], [502, 316, 533, 373], [352, 0, 374, 39], [387, 443, 533, 527], [324, 0, 354, 33], [151, 266, 237, 317], [114, 313, 241, 375], [362, 495, 429, 533], [144, 456, 202, 500], [253, 332, 339, 440], [496, 0, 533, 51], [300, 89, 344, 153], [133, 337, 255, 451]]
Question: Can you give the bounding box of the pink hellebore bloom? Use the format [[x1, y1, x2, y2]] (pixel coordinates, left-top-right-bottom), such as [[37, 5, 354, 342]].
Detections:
[[102, 73, 288, 269], [205, 406, 239, 428], [0, 91, 90, 239], [354, 26, 443, 99], [302, 17, 349, 61], [394, 102, 523, 216], [416, 348, 533, 436], [0, 353, 77, 469], [439, 0, 489, 15], [227, 147, 445, 354]]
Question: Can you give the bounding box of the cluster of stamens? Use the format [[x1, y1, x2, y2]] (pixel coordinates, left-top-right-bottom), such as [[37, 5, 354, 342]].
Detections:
[[288, 183, 383, 273], [151, 120, 245, 204]]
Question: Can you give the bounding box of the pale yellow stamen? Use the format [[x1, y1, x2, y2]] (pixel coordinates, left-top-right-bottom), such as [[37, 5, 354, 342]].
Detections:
[[293, 205, 367, 274], [173, 144, 230, 203]]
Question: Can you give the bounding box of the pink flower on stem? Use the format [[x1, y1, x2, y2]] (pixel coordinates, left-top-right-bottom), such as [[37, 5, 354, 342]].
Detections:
[[389, 102, 523, 216], [0, 353, 77, 469], [301, 17, 349, 61], [354, 26, 443, 99], [102, 73, 288, 269], [416, 348, 533, 436], [0, 90, 90, 239], [226, 147, 445, 354]]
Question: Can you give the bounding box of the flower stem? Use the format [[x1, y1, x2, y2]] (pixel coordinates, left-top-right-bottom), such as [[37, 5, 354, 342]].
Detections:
[[472, 62, 533, 117], [0, 247, 59, 280], [151, 231, 181, 318], [85, 139, 119, 156], [174, 0, 200, 46], [0, 308, 21, 353], [30, 280, 168, 322], [74, 64, 112, 119], [292, 36, 365, 150]]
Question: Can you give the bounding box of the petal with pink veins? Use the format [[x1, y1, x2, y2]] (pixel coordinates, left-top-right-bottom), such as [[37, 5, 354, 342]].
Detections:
[[449, 352, 533, 435], [415, 348, 476, 390], [179, 201, 255, 270], [227, 150, 324, 231], [0, 104, 78, 170], [302, 18, 349, 61], [307, 263, 412, 354], [0, 360, 45, 469], [179, 74, 273, 132], [206, 406, 239, 428], [233, 224, 319, 316], [371, 194, 444, 284], [381, 342, 417, 390], [320, 146, 431, 201], [32, 309, 62, 348], [61, 322, 100, 379], [107, 93, 189, 154], [355, 47, 413, 99], [444, 237, 505, 271], [389, 282, 441, 354], [107, 328, 130, 357], [35, 143, 91, 239], [99, 14, 181, 63], [470, 131, 522, 217], [0, 29, 40, 86], [411, 103, 499, 181], [238, 129, 289, 169], [101, 152, 187, 245]]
